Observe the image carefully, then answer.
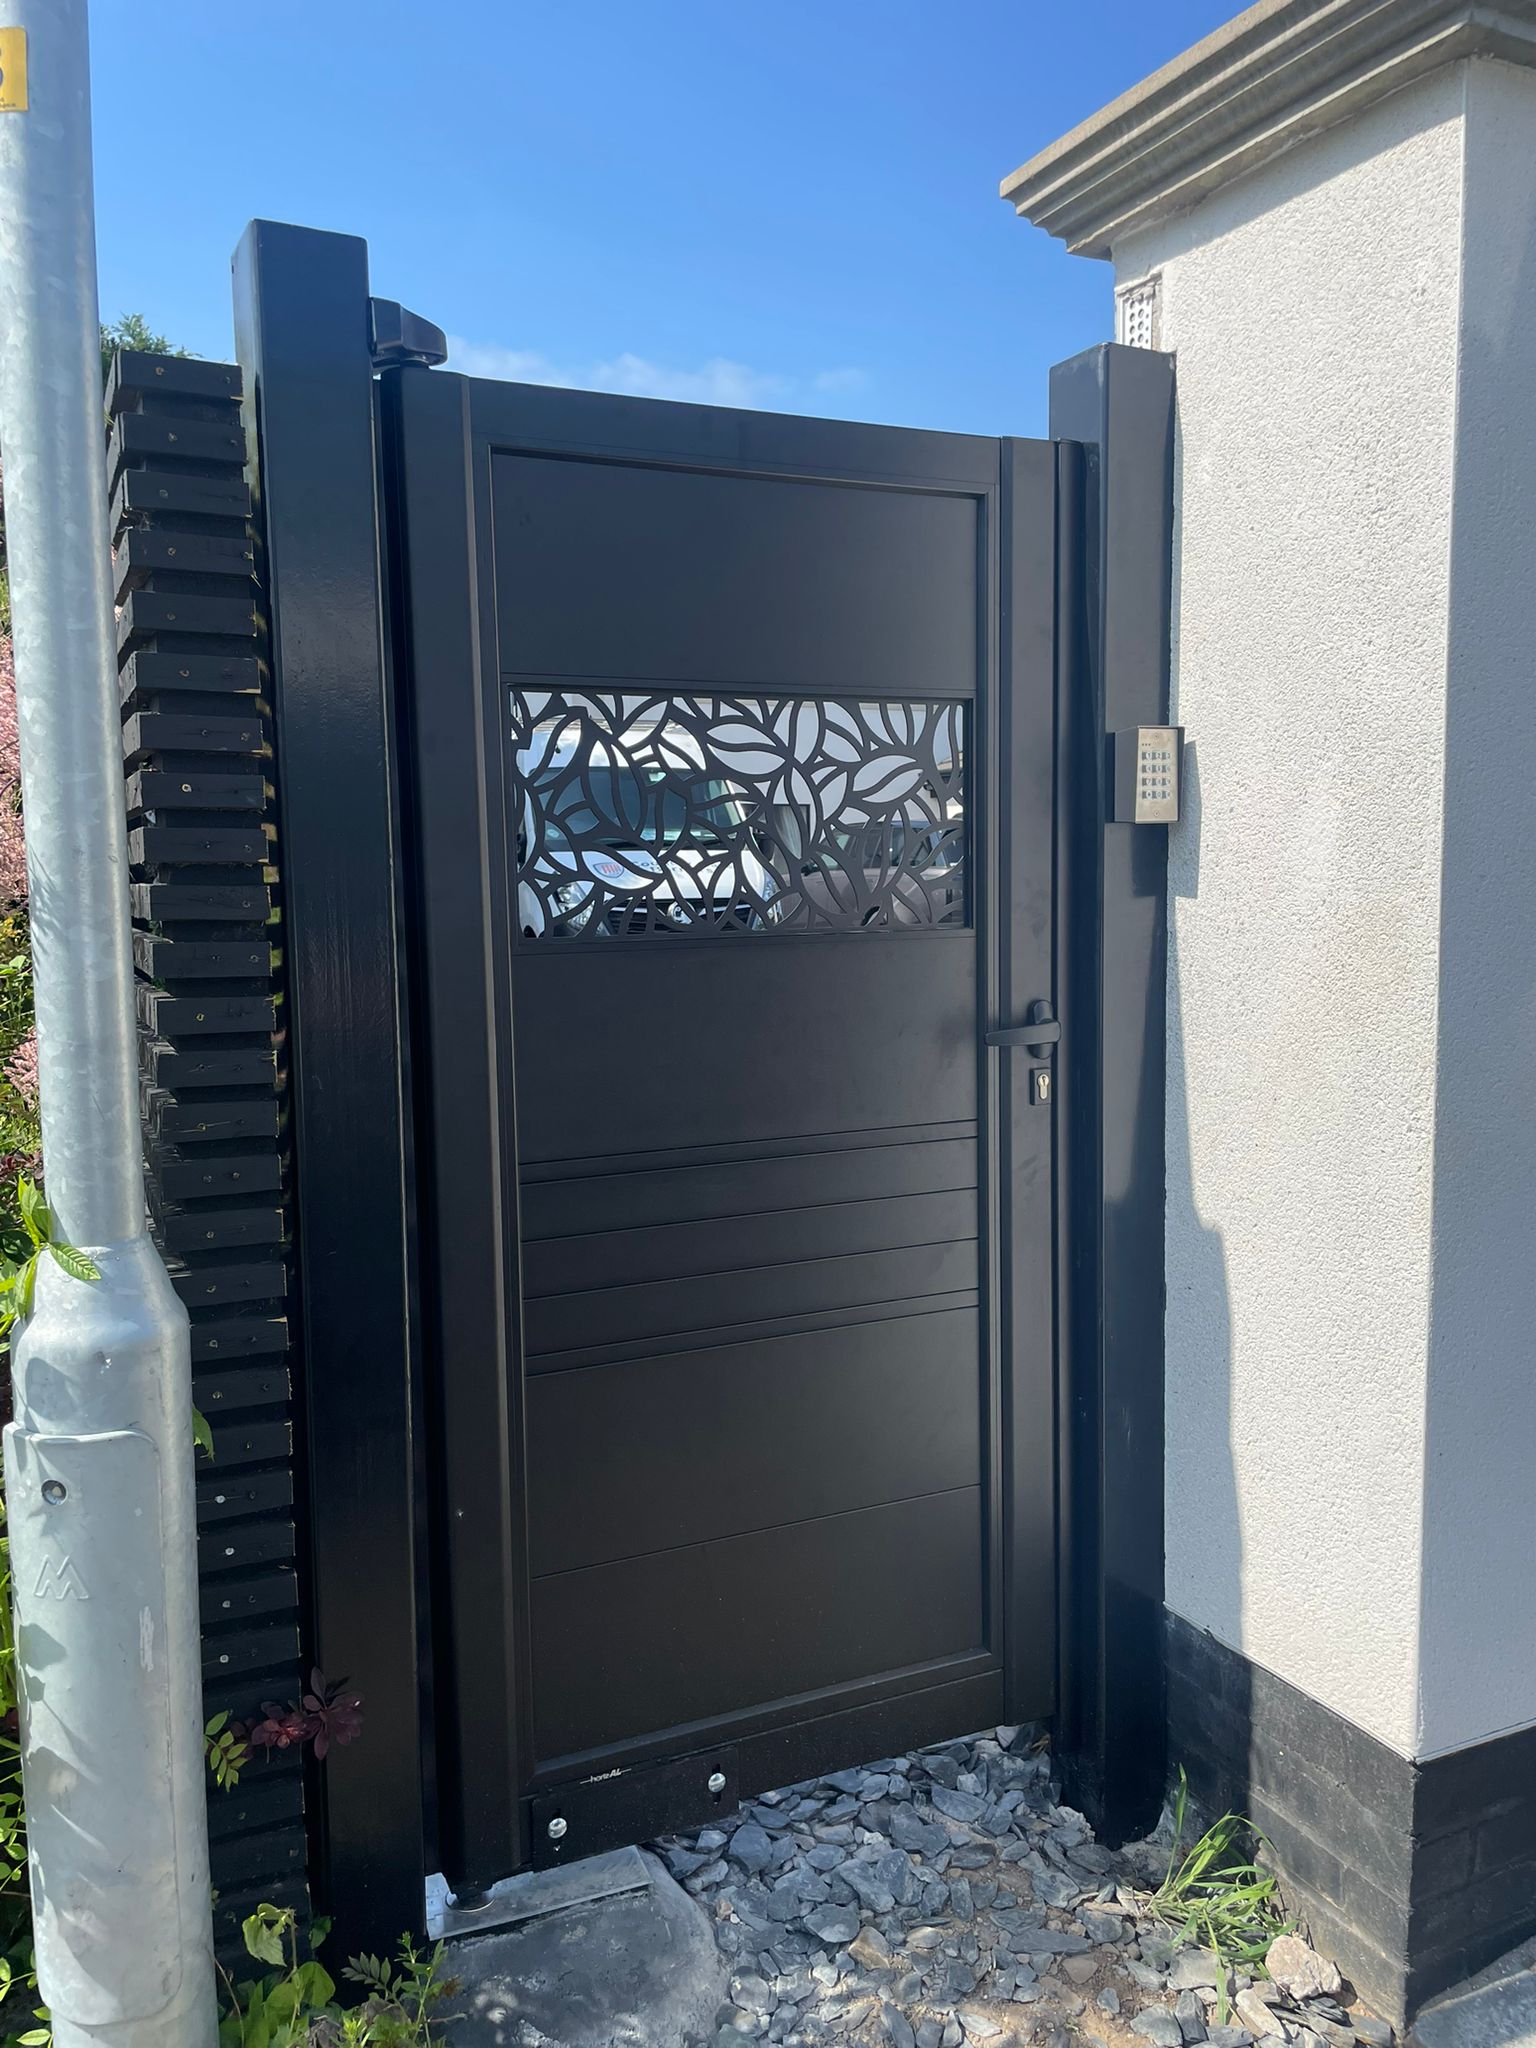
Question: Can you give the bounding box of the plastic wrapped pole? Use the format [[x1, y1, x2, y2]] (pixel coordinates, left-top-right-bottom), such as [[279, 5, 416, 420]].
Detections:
[[0, 1, 217, 2041]]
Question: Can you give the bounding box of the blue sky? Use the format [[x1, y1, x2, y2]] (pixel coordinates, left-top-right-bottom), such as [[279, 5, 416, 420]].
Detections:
[[90, 0, 1233, 438]]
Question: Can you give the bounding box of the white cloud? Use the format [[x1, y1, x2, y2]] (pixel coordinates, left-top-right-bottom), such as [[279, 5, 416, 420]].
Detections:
[[812, 367, 866, 394], [446, 337, 865, 414]]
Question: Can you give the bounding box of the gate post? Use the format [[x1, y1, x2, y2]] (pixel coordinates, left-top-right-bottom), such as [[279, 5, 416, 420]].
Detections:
[[232, 221, 425, 1954], [1049, 346, 1175, 1847]]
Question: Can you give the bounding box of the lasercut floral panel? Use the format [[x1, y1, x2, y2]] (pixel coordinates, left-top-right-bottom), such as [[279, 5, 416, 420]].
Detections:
[[509, 689, 967, 939]]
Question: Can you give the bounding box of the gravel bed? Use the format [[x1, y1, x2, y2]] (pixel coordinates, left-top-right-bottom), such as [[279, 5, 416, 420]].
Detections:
[[653, 1729, 1396, 2048]]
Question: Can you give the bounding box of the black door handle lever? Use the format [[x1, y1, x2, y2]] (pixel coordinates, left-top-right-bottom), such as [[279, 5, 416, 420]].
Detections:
[[985, 999, 1060, 1058]]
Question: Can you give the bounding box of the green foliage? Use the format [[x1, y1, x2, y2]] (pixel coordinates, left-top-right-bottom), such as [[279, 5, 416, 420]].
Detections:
[[0, 1177, 100, 1336], [1145, 1769, 1290, 1991], [217, 1907, 456, 2047], [98, 312, 191, 386], [205, 1712, 250, 1793], [0, 927, 37, 1263], [0, 1499, 41, 2047]]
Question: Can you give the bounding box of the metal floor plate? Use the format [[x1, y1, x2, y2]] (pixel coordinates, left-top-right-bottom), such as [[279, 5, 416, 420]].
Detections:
[[425, 1845, 652, 1941]]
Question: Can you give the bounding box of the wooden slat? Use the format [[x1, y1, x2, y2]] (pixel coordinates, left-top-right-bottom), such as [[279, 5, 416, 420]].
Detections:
[[112, 351, 306, 1953]]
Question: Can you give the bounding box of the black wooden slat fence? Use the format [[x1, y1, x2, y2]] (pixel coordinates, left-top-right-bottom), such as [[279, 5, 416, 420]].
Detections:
[[107, 348, 308, 1956]]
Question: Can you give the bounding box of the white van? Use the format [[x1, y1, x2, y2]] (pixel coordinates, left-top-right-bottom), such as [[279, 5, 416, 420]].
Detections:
[[515, 728, 777, 937], [515, 698, 965, 937]]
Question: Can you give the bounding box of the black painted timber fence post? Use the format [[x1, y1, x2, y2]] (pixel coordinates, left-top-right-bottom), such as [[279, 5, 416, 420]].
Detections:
[[232, 221, 426, 1955], [1050, 343, 1175, 1845], [109, 348, 308, 1951]]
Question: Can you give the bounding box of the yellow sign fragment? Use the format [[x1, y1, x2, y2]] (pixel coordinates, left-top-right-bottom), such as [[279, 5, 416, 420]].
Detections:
[[0, 29, 28, 113]]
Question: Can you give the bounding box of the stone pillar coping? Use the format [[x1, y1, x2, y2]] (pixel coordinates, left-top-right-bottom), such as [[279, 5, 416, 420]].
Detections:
[[1000, 0, 1536, 257]]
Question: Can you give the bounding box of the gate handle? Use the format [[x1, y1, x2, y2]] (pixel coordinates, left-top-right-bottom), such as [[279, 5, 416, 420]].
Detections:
[[986, 999, 1060, 1058]]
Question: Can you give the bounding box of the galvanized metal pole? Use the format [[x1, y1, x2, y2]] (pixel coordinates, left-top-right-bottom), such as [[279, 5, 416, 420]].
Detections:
[[0, 3, 217, 2043]]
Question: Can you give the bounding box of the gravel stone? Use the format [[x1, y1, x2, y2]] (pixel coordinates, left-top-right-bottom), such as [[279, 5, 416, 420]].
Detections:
[[730, 1825, 775, 1875], [804, 1906, 860, 1945], [879, 1849, 924, 1905], [1018, 1929, 1092, 1956], [841, 1862, 896, 1913], [931, 1788, 987, 1825], [1307, 2020, 1355, 2048], [849, 1926, 893, 1971], [1235, 1989, 1288, 2038], [649, 1729, 1355, 2048], [891, 1807, 944, 1855], [1176, 1989, 1208, 2041], [1082, 1909, 1126, 1942], [731, 1972, 775, 2013], [1266, 1939, 1344, 2005], [1170, 1952, 1225, 1991], [1133, 2015, 1187, 2048]]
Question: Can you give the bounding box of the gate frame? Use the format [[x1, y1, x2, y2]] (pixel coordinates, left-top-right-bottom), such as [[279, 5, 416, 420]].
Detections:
[[230, 217, 1171, 1956], [388, 368, 1059, 1888]]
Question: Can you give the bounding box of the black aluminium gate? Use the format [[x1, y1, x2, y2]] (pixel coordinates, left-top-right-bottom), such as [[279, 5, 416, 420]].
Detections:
[[229, 221, 1173, 1949], [393, 373, 1058, 1890]]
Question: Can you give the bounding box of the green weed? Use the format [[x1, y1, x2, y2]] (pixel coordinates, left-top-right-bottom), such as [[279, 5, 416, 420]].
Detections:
[[1144, 1768, 1289, 1989]]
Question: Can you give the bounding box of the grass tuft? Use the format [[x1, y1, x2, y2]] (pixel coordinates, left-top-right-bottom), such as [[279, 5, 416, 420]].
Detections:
[[1143, 1767, 1290, 1989]]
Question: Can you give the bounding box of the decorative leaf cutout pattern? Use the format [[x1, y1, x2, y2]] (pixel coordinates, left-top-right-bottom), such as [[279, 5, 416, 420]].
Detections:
[[509, 689, 967, 939]]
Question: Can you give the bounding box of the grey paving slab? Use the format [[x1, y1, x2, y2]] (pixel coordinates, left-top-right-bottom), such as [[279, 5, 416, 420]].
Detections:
[[439, 1850, 727, 2048], [1412, 1945, 1536, 2048]]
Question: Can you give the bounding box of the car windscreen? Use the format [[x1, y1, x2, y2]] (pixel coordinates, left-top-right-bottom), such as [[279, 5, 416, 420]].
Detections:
[[541, 767, 748, 848]]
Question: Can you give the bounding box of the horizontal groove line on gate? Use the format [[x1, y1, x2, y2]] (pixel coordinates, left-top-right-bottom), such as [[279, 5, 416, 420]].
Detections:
[[530, 1489, 987, 1758], [520, 1187, 979, 1296], [530, 1480, 984, 1584], [522, 1235, 978, 1304], [528, 1307, 983, 1575], [519, 1140, 978, 1243], [498, 668, 978, 702], [528, 1649, 1001, 1791], [522, 1238, 980, 1360], [523, 1288, 982, 1376], [512, 924, 974, 957], [517, 1119, 978, 1182]]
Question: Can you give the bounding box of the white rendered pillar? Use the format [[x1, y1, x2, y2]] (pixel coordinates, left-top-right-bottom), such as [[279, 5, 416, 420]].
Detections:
[[1005, 2, 1536, 2015]]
